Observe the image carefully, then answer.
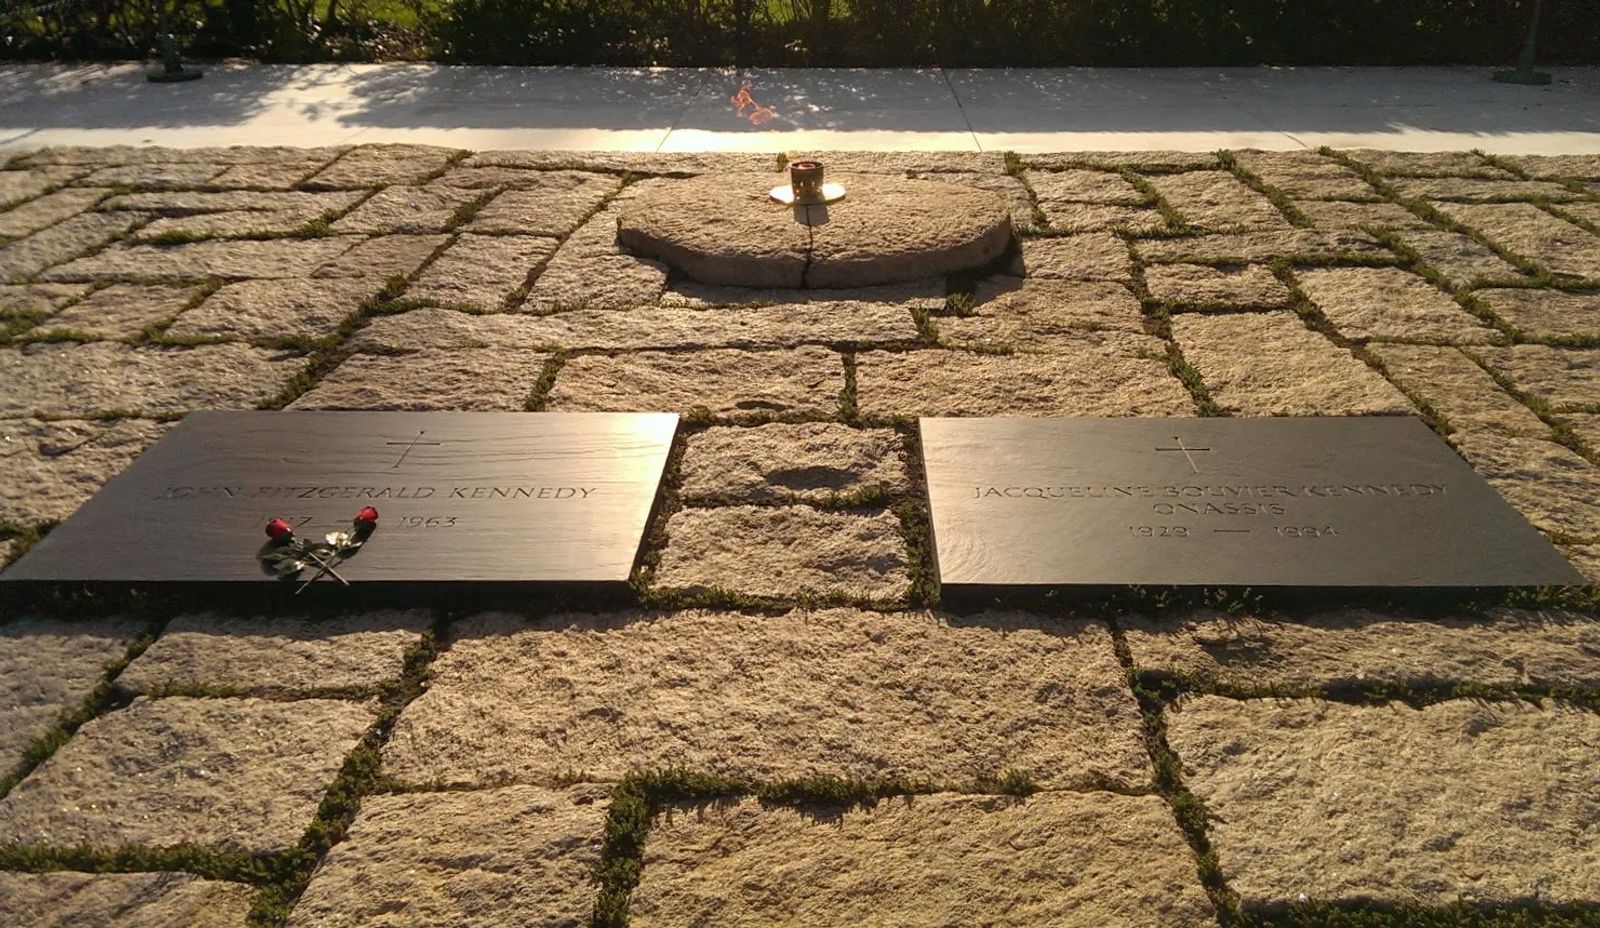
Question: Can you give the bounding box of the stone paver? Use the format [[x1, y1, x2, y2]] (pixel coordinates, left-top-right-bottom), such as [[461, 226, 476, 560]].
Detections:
[[0, 872, 256, 928], [79, 162, 224, 189], [1295, 266, 1493, 343], [458, 171, 621, 236], [1029, 151, 1221, 172], [0, 168, 78, 209], [167, 278, 377, 342], [312, 233, 449, 280], [1166, 696, 1600, 907], [521, 253, 667, 311], [405, 233, 558, 309], [938, 277, 1145, 349], [1396, 178, 1579, 202], [0, 283, 89, 316], [1476, 288, 1600, 342], [1037, 202, 1164, 234], [1146, 263, 1290, 308], [546, 346, 842, 418], [119, 610, 429, 696], [1454, 432, 1600, 541], [1344, 150, 1510, 178], [287, 786, 606, 928], [1025, 168, 1146, 206], [291, 348, 549, 411], [1433, 202, 1600, 280], [44, 237, 362, 281], [33, 283, 201, 339], [1008, 233, 1132, 282], [0, 187, 107, 239], [0, 696, 372, 853], [1474, 344, 1600, 411], [0, 212, 143, 282], [0, 342, 307, 417], [660, 279, 943, 310], [331, 185, 478, 234], [680, 423, 907, 503], [1565, 544, 1600, 582], [1146, 171, 1291, 232], [654, 505, 909, 601], [1125, 609, 1600, 689], [302, 144, 460, 189], [1563, 413, 1600, 454], [1231, 150, 1377, 200], [1396, 229, 1528, 288], [383, 609, 1148, 790], [632, 792, 1215, 928], [209, 158, 330, 190], [0, 616, 141, 773], [1172, 312, 1413, 415], [1504, 155, 1600, 181], [0, 417, 171, 524], [1134, 229, 1387, 264], [856, 338, 1194, 418], [1296, 199, 1434, 231], [1367, 343, 1546, 435]]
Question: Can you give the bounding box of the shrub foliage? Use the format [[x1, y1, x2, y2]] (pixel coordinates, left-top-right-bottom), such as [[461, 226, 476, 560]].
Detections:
[[3, 0, 1597, 65]]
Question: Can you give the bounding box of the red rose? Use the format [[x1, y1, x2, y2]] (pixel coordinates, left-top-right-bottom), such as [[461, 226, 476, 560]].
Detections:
[[265, 517, 295, 541], [355, 506, 379, 525]]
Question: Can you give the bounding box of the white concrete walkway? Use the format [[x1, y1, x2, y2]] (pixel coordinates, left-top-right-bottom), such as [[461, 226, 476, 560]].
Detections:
[[3, 62, 1598, 154]]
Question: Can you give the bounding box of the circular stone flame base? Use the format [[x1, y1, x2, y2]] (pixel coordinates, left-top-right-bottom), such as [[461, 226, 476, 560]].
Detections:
[[617, 173, 1013, 289], [769, 182, 847, 206]]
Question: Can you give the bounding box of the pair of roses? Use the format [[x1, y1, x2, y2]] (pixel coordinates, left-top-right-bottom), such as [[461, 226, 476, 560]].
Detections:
[[261, 507, 379, 592]]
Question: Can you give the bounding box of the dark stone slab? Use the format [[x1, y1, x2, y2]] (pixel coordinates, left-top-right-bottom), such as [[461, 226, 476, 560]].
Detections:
[[3, 411, 677, 587], [920, 417, 1584, 590]]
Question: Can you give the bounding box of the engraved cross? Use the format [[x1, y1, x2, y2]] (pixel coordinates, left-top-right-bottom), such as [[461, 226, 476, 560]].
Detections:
[[385, 430, 442, 469], [1155, 436, 1212, 474]]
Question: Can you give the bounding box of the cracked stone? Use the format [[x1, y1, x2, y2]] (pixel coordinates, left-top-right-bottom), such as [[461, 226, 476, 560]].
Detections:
[[312, 233, 449, 280], [0, 342, 308, 417], [290, 348, 550, 411], [44, 237, 363, 281], [332, 185, 480, 234], [1, 212, 143, 282], [937, 277, 1145, 349], [168, 278, 377, 343], [1394, 229, 1528, 288], [34, 282, 202, 339], [1296, 199, 1435, 231], [0, 616, 141, 774], [1007, 233, 1132, 282], [1146, 171, 1291, 232], [1367, 343, 1547, 435], [522, 253, 667, 311], [1166, 695, 1600, 908], [1172, 311, 1413, 415], [0, 417, 171, 524], [856, 339, 1194, 418], [681, 423, 907, 503], [120, 610, 429, 696], [1231, 151, 1379, 200], [0, 696, 372, 853], [302, 144, 461, 189], [545, 346, 842, 418], [405, 234, 557, 310], [1295, 266, 1493, 342], [1474, 344, 1600, 411], [632, 792, 1214, 928], [0, 872, 255, 928], [1476, 288, 1600, 341], [1145, 263, 1290, 308], [456, 171, 622, 236], [287, 785, 607, 928], [655, 505, 910, 600], [0, 187, 107, 238], [356, 301, 915, 352], [382, 608, 1148, 790], [1135, 229, 1388, 264], [1125, 608, 1600, 689], [1453, 432, 1600, 541], [1432, 202, 1600, 280]]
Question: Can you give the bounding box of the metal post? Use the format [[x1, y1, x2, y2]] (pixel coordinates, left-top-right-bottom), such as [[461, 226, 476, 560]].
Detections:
[[1493, 0, 1552, 85]]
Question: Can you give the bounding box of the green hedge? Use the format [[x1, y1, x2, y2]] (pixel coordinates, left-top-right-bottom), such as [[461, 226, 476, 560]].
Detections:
[[4, 0, 1597, 65]]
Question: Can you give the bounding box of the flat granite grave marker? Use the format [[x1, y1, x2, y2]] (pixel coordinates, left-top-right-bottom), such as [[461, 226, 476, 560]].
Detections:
[[2, 411, 678, 587], [920, 417, 1583, 590]]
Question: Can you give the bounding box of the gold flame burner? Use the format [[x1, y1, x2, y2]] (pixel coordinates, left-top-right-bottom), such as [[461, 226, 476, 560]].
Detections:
[[770, 160, 846, 205]]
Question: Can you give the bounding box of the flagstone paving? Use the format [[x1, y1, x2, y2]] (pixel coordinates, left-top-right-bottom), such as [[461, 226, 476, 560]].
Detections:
[[0, 145, 1599, 927]]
